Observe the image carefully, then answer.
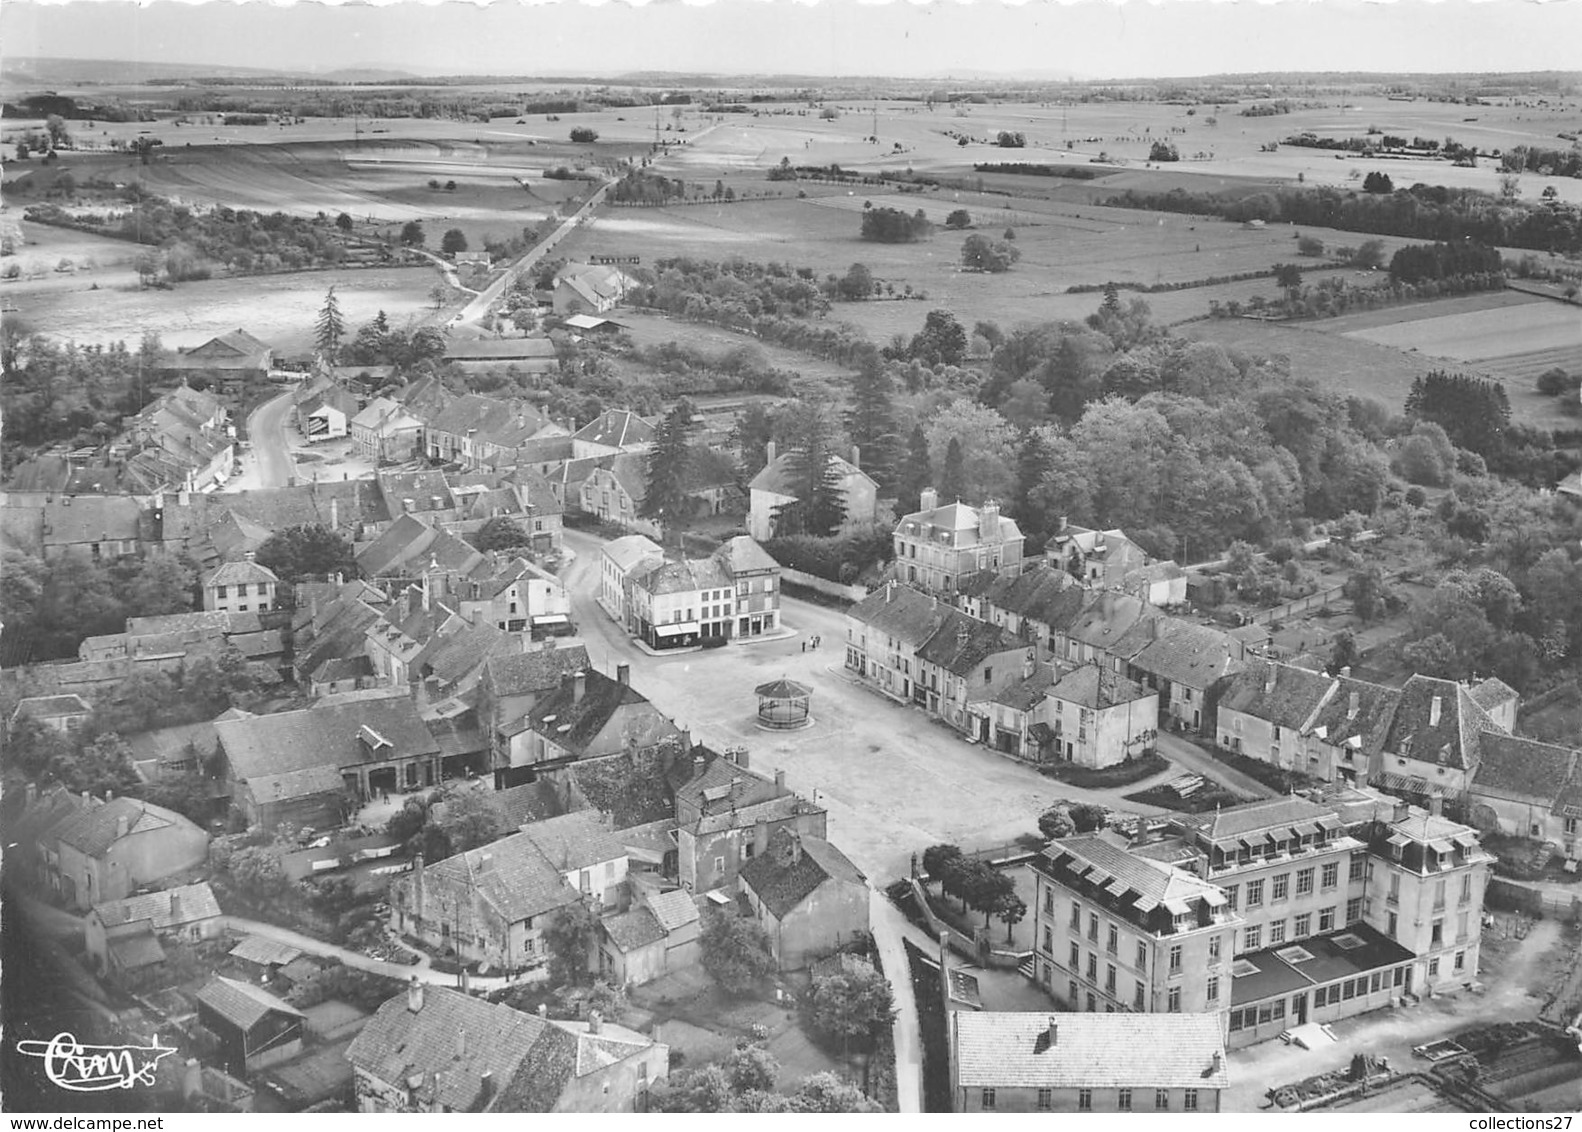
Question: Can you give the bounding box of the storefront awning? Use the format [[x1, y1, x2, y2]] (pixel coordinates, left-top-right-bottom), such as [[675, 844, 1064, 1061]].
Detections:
[[654, 622, 701, 637], [532, 614, 571, 626]]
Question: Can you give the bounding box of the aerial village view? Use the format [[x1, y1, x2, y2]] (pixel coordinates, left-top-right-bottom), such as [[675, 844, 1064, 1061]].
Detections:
[[2, 0, 1581, 1118]]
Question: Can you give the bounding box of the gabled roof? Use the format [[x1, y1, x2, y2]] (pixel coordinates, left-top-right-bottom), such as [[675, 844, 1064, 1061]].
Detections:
[[1048, 664, 1151, 710], [54, 797, 193, 857], [483, 645, 592, 700], [442, 337, 557, 362], [1042, 835, 1223, 908], [520, 810, 627, 872], [11, 693, 91, 721], [675, 752, 787, 817], [1219, 660, 1336, 731], [42, 494, 143, 546], [416, 832, 579, 924], [196, 976, 305, 1030], [526, 670, 677, 758], [602, 906, 666, 953], [713, 536, 779, 576], [740, 829, 866, 919], [1306, 676, 1401, 758], [228, 935, 304, 967], [847, 583, 948, 646], [1182, 796, 1344, 843], [1470, 677, 1519, 714], [1472, 734, 1579, 807], [601, 534, 665, 576], [572, 409, 655, 450], [215, 696, 440, 782], [606, 453, 648, 504], [749, 450, 874, 496], [633, 558, 696, 597], [953, 1012, 1229, 1090], [205, 558, 279, 589], [646, 888, 700, 933], [1131, 618, 1244, 690], [1384, 675, 1493, 772], [92, 882, 220, 930], [915, 610, 1023, 676]]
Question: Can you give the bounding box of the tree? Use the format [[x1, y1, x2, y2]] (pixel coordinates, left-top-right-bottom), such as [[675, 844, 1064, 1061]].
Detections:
[[434, 788, 506, 857], [1328, 629, 1360, 672], [910, 309, 967, 367], [896, 424, 932, 516], [1272, 262, 1302, 289], [468, 517, 532, 553], [1069, 803, 1108, 833], [780, 1072, 881, 1113], [649, 1064, 737, 1113], [940, 438, 966, 502], [125, 554, 197, 618], [255, 524, 356, 587], [996, 131, 1026, 148], [772, 403, 847, 538], [845, 355, 897, 489], [1362, 170, 1394, 194], [642, 401, 696, 539], [441, 228, 468, 256], [700, 908, 776, 994], [229, 845, 289, 900], [809, 965, 896, 1045], [860, 206, 932, 243], [1148, 140, 1179, 162], [45, 114, 70, 149], [961, 234, 1021, 273], [1537, 367, 1575, 397], [133, 248, 163, 288], [1405, 370, 1511, 458], [1297, 235, 1326, 257], [924, 398, 1018, 503], [1037, 805, 1075, 840], [400, 220, 426, 247], [945, 209, 972, 230], [837, 262, 874, 301], [1352, 239, 1387, 269], [543, 902, 598, 986], [727, 1043, 780, 1094], [335, 212, 354, 232], [569, 127, 599, 143], [997, 893, 1027, 942], [315, 287, 345, 361]]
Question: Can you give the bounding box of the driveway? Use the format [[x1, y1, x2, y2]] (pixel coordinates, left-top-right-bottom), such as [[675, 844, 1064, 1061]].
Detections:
[[1155, 731, 1279, 800]]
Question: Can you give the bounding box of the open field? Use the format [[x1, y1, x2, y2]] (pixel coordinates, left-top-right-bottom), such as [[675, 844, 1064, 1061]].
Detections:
[[1343, 295, 1581, 360], [7, 264, 440, 353]]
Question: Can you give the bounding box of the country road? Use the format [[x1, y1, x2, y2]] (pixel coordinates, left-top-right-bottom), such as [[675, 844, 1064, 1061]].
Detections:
[[243, 387, 299, 489]]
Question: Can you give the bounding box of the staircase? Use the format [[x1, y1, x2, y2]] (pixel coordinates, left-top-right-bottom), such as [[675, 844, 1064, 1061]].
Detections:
[[1018, 955, 1037, 980]]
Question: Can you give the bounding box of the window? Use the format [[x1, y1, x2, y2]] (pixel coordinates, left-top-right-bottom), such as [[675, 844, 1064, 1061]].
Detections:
[[1156, 1089, 1170, 1111], [1296, 867, 1315, 896], [1087, 993, 1097, 1013], [1270, 920, 1287, 945], [1346, 897, 1363, 925], [1319, 907, 1336, 932], [1206, 975, 1220, 1003], [1070, 942, 1080, 969], [1431, 919, 1443, 946], [1243, 925, 1262, 951], [1457, 912, 1469, 941], [1247, 879, 1265, 907], [1133, 981, 1145, 1010], [1460, 873, 1473, 904], [1071, 902, 1082, 930], [1428, 957, 1440, 977], [1070, 980, 1079, 1006], [1105, 964, 1117, 993], [1037, 1088, 1053, 1112], [1295, 913, 1312, 938], [1043, 927, 1053, 954], [1208, 935, 1221, 962], [1088, 912, 1099, 942], [981, 1088, 996, 1110], [1433, 878, 1447, 910], [1168, 945, 1182, 973], [1454, 950, 1465, 972], [1118, 1088, 1133, 1111], [1184, 1089, 1200, 1112], [1087, 953, 1097, 980], [1168, 985, 1181, 1012], [1136, 942, 1148, 972], [1107, 924, 1118, 954], [713, 856, 725, 877], [1272, 873, 1289, 901], [1388, 873, 1401, 904], [1224, 884, 1239, 911], [1078, 1089, 1092, 1112], [983, 666, 993, 684], [1044, 889, 1054, 914], [1321, 862, 1340, 889], [1350, 854, 1367, 881], [215, 585, 228, 599]]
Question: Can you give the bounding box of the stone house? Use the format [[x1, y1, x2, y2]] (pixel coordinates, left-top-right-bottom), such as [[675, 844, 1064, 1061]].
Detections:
[[739, 828, 869, 971]]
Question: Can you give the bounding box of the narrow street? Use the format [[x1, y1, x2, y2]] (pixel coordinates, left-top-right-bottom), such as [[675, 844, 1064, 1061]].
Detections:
[[239, 387, 299, 490], [1155, 731, 1279, 800]]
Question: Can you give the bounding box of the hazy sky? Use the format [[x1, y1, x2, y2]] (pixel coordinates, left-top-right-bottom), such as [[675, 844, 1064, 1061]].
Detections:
[[4, 0, 1582, 81]]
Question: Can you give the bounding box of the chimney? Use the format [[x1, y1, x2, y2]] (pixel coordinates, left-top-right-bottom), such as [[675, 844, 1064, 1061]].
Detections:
[[850, 444, 860, 470], [736, 748, 749, 770], [919, 487, 938, 512], [169, 889, 182, 919], [775, 768, 786, 791], [1058, 515, 1068, 533], [115, 813, 130, 840], [407, 976, 425, 1013], [766, 439, 777, 466], [478, 852, 494, 873], [479, 1071, 495, 1104], [680, 728, 693, 753], [692, 753, 705, 779], [404, 498, 415, 513], [1047, 1018, 1059, 1047], [754, 819, 769, 857], [456, 1028, 467, 1059], [538, 1003, 548, 1018], [574, 671, 587, 703], [588, 1010, 602, 1035], [1340, 666, 1352, 678], [413, 853, 425, 916], [1211, 1050, 1224, 1075], [788, 831, 803, 865], [1430, 695, 1442, 727], [617, 663, 630, 686], [330, 497, 339, 529], [1348, 690, 1360, 720], [978, 500, 1001, 542], [1264, 665, 1276, 694], [244, 550, 256, 563], [1428, 795, 1444, 817]]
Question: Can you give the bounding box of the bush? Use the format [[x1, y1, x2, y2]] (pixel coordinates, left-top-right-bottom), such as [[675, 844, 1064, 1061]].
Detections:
[[1537, 367, 1575, 397], [569, 127, 599, 143]]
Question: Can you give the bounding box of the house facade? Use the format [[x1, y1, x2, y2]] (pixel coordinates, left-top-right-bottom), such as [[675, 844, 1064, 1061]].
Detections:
[[1045, 665, 1159, 769], [203, 554, 280, 614], [599, 535, 665, 631], [739, 828, 869, 971], [893, 490, 1025, 596], [50, 796, 210, 911], [747, 442, 878, 542]]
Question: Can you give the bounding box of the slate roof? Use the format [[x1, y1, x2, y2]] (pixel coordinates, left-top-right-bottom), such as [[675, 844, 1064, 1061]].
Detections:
[[1041, 835, 1224, 909], [1181, 796, 1344, 844], [749, 450, 873, 495], [602, 534, 665, 576], [646, 889, 700, 934], [215, 697, 440, 781], [417, 832, 578, 924], [349, 987, 571, 1113], [952, 1011, 1229, 1090], [483, 645, 592, 701], [713, 536, 779, 575], [847, 583, 949, 646], [572, 409, 655, 450], [92, 883, 220, 930], [1219, 660, 1336, 730], [520, 811, 627, 872], [1472, 735, 1579, 806], [1131, 618, 1244, 690], [602, 907, 666, 953], [196, 976, 305, 1030], [1048, 665, 1151, 710], [54, 797, 191, 857], [915, 609, 1023, 676], [1384, 675, 1492, 772], [527, 670, 676, 758], [739, 829, 866, 919], [206, 558, 279, 589]]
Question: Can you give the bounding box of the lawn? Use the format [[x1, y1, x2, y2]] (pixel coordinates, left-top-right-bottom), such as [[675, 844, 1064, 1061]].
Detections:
[[1040, 751, 1169, 790]]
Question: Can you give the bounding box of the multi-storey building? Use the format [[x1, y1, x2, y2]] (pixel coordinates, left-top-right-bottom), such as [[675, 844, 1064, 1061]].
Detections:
[[1029, 835, 1239, 1018], [892, 490, 1024, 596]]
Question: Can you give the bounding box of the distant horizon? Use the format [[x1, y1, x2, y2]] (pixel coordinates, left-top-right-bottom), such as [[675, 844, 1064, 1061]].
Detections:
[[5, 0, 1582, 85]]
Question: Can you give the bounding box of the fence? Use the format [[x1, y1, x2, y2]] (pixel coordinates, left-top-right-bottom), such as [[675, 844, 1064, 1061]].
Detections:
[[1486, 877, 1582, 921], [780, 566, 868, 603], [1247, 584, 1346, 626]]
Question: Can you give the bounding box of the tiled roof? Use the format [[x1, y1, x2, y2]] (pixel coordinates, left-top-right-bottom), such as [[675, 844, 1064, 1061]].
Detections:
[[749, 450, 873, 495], [739, 829, 865, 920], [1306, 677, 1401, 758], [1041, 835, 1223, 908], [228, 935, 304, 967], [93, 882, 220, 930], [646, 889, 700, 933], [527, 670, 676, 758], [42, 495, 143, 546], [915, 609, 1023, 676], [417, 833, 579, 923], [634, 558, 695, 597], [348, 987, 568, 1113], [847, 583, 949, 646], [520, 811, 627, 872], [993, 666, 1055, 712], [1219, 660, 1336, 731], [607, 453, 648, 504], [602, 906, 666, 952], [483, 645, 592, 700], [247, 763, 347, 804], [1471, 677, 1520, 712], [1064, 592, 1156, 655], [215, 697, 439, 781], [1048, 665, 1150, 710], [572, 409, 655, 450], [1181, 796, 1343, 843], [54, 797, 189, 857], [953, 1011, 1229, 1090], [1472, 735, 1578, 806], [713, 536, 779, 575], [602, 534, 665, 575], [1131, 618, 1244, 689], [565, 747, 681, 829], [206, 559, 279, 588], [196, 976, 304, 1030], [109, 928, 167, 970], [675, 752, 785, 816], [1384, 675, 1492, 772], [442, 337, 556, 361]]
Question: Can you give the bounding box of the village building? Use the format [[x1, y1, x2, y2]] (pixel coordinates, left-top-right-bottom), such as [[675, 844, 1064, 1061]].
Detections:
[[194, 976, 306, 1079], [8, 693, 92, 735], [48, 795, 210, 911], [913, 609, 1029, 739], [844, 582, 950, 704], [440, 337, 559, 376], [84, 882, 223, 976], [478, 645, 593, 779], [1044, 665, 1159, 768], [203, 554, 280, 614], [893, 489, 1025, 597], [596, 888, 701, 988], [351, 397, 425, 462], [748, 442, 878, 542], [160, 329, 273, 399], [297, 385, 359, 443], [671, 750, 827, 894], [598, 534, 665, 631], [739, 827, 869, 970], [1044, 521, 1150, 589], [552, 263, 638, 316], [949, 1012, 1229, 1113], [1129, 618, 1246, 735], [511, 666, 679, 775], [571, 409, 656, 460]]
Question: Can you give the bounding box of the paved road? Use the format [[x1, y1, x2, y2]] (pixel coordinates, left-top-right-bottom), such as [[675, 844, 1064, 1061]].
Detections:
[[455, 181, 613, 325], [221, 915, 517, 991], [1156, 731, 1279, 800], [243, 387, 299, 489]]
